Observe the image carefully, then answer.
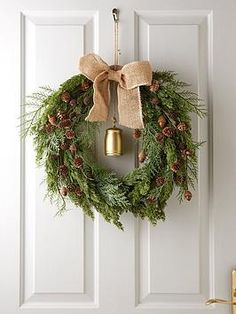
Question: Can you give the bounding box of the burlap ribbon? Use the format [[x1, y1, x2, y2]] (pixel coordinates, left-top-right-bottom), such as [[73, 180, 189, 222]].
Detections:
[[79, 53, 152, 129]]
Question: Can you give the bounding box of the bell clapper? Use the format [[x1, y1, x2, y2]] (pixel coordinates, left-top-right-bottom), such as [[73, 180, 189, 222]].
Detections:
[[112, 116, 117, 128]]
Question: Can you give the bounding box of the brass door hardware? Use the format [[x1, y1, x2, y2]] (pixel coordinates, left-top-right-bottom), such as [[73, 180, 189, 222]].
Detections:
[[206, 298, 236, 305], [206, 269, 236, 313]]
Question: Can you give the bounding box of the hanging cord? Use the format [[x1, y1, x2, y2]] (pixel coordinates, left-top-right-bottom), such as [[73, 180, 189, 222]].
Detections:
[[112, 9, 138, 166], [111, 8, 139, 165], [111, 8, 120, 127], [112, 8, 120, 65]]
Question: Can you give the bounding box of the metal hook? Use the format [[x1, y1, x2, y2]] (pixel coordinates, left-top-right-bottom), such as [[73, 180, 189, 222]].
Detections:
[[112, 8, 119, 22]]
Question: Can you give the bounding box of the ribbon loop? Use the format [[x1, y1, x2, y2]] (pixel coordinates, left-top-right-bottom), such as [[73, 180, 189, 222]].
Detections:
[[79, 53, 152, 129]]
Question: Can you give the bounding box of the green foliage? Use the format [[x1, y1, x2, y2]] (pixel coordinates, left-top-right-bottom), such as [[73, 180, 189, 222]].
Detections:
[[21, 71, 206, 229]]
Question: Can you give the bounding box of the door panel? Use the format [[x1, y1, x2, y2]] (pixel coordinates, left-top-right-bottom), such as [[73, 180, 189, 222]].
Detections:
[[135, 10, 210, 309], [21, 10, 99, 308]]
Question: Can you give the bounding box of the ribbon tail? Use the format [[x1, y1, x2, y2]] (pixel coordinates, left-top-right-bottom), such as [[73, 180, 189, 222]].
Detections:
[[85, 71, 110, 122], [117, 86, 144, 129]]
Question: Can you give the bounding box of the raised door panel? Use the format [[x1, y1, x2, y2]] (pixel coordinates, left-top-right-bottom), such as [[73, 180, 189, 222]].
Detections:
[[134, 10, 212, 309], [20, 11, 99, 309]]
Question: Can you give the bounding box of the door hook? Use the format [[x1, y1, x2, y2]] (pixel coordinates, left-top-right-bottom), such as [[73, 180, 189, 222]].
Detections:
[[112, 8, 119, 22]]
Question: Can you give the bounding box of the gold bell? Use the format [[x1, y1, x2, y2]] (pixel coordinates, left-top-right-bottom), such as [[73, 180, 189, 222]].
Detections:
[[104, 117, 123, 156]]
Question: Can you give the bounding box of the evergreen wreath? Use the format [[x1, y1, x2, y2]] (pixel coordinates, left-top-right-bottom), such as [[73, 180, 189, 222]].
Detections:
[[22, 71, 206, 229]]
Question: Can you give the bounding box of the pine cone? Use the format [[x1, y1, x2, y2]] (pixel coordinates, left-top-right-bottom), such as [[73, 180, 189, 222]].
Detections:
[[60, 186, 68, 196], [83, 95, 91, 105], [184, 190, 192, 201], [175, 175, 184, 184], [156, 132, 165, 144], [181, 148, 192, 157], [48, 115, 57, 126], [171, 162, 180, 173], [59, 165, 68, 176], [133, 129, 141, 140], [168, 111, 177, 119], [57, 111, 68, 121], [69, 99, 77, 107], [69, 144, 77, 154], [58, 119, 72, 128], [138, 151, 146, 163], [80, 80, 91, 91], [65, 129, 75, 139], [75, 186, 82, 196], [149, 80, 160, 92], [147, 196, 157, 204], [162, 126, 174, 137], [68, 185, 75, 192], [60, 142, 69, 150], [45, 123, 55, 134], [158, 115, 167, 128], [74, 156, 83, 168], [177, 122, 188, 132], [61, 91, 71, 103], [150, 97, 160, 105], [185, 149, 192, 156], [155, 176, 165, 187]]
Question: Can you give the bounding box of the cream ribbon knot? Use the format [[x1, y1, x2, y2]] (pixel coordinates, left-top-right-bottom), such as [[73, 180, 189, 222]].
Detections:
[[79, 53, 152, 129]]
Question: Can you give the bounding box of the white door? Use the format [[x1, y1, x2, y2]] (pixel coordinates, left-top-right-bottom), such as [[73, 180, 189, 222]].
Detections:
[[1, 0, 236, 313]]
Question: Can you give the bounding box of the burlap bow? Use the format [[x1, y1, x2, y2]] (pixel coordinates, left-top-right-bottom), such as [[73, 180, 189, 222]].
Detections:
[[79, 53, 152, 129]]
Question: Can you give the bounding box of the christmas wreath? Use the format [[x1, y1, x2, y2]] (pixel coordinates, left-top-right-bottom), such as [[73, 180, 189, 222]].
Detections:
[[22, 66, 205, 229]]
